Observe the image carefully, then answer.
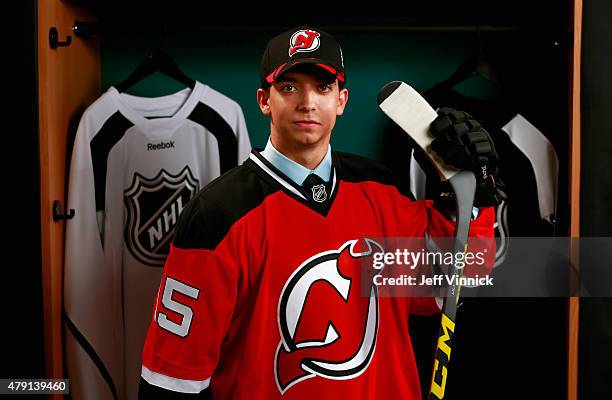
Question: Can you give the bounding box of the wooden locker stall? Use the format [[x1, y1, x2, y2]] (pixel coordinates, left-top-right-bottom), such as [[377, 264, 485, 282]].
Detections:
[[568, 1, 582, 398], [37, 0, 100, 383], [37, 1, 583, 398]]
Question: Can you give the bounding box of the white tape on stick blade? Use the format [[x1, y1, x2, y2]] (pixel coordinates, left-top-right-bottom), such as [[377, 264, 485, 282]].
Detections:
[[378, 81, 459, 180]]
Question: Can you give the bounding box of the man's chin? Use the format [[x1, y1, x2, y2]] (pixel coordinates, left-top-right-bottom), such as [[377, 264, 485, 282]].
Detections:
[[294, 132, 325, 146]]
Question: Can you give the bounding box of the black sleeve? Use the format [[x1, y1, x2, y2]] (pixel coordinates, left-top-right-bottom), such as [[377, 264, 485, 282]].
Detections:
[[139, 378, 211, 399]]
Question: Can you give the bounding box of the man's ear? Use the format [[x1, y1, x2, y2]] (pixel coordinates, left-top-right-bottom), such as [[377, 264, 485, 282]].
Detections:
[[336, 87, 349, 116], [257, 88, 271, 116]]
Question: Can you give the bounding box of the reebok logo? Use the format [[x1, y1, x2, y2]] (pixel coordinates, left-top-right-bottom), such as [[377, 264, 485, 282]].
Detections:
[[147, 141, 175, 151]]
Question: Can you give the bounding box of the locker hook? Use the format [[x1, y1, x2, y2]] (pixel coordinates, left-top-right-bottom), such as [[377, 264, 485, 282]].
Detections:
[[53, 200, 75, 221], [49, 27, 72, 49]]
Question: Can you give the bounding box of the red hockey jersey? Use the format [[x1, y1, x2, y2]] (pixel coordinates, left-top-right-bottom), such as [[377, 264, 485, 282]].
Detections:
[[141, 150, 494, 399]]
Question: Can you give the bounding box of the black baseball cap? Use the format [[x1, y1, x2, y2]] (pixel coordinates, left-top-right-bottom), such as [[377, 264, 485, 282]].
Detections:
[[260, 26, 346, 87]]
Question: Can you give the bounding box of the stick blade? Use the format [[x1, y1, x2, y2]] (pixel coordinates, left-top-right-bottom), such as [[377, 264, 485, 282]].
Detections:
[[378, 81, 458, 181]]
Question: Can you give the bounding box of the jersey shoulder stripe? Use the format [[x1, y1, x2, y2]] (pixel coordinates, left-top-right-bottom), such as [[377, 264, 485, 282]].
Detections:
[[173, 161, 279, 250], [333, 151, 414, 200], [333, 151, 396, 184], [90, 111, 133, 211], [187, 102, 238, 174]]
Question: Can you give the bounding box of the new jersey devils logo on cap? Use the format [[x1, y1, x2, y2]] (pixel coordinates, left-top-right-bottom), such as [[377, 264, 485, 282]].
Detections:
[[275, 239, 385, 393], [289, 29, 321, 57]]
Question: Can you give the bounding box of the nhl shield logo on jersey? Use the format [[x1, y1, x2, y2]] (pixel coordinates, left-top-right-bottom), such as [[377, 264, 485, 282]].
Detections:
[[311, 184, 327, 203], [124, 166, 199, 266], [275, 239, 385, 393], [289, 29, 321, 57]]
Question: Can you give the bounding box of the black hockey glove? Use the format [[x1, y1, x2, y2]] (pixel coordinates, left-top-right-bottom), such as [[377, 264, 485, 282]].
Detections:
[[429, 107, 507, 207]]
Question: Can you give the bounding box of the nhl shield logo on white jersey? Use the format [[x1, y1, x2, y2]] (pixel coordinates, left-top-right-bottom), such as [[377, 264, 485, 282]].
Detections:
[[311, 184, 327, 203], [124, 166, 199, 266]]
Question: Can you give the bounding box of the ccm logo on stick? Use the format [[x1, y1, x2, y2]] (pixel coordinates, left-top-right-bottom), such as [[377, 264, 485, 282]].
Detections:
[[430, 314, 455, 399]]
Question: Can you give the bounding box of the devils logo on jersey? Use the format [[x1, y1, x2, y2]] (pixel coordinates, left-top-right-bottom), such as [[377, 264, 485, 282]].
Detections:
[[275, 238, 384, 393], [124, 166, 199, 266], [289, 29, 321, 57]]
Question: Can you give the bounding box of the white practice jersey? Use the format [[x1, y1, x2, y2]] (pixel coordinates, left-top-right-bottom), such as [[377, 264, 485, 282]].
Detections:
[[63, 81, 251, 400]]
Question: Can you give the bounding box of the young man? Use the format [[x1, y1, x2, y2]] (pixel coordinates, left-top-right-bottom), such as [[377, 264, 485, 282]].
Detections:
[[139, 27, 502, 399]]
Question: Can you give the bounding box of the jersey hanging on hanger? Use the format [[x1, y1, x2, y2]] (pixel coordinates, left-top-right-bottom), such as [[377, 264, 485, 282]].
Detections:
[[63, 81, 251, 400]]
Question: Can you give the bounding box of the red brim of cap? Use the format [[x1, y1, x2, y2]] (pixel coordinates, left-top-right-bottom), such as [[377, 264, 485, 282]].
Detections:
[[265, 59, 345, 84]]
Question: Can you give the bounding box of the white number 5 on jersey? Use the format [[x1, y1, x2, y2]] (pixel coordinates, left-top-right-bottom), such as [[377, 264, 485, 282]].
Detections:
[[157, 277, 200, 337]]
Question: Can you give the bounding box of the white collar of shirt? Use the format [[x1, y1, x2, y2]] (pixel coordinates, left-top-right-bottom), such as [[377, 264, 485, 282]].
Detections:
[[260, 138, 332, 185]]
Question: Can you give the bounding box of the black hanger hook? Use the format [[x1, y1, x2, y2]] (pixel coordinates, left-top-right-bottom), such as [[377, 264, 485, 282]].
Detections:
[[49, 27, 72, 49], [53, 200, 75, 221]]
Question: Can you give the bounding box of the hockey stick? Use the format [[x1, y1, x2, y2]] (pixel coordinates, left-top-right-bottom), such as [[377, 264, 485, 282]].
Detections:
[[377, 81, 476, 400]]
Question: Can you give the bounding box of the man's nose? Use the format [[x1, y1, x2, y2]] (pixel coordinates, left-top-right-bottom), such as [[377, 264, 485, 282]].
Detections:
[[297, 88, 317, 111]]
